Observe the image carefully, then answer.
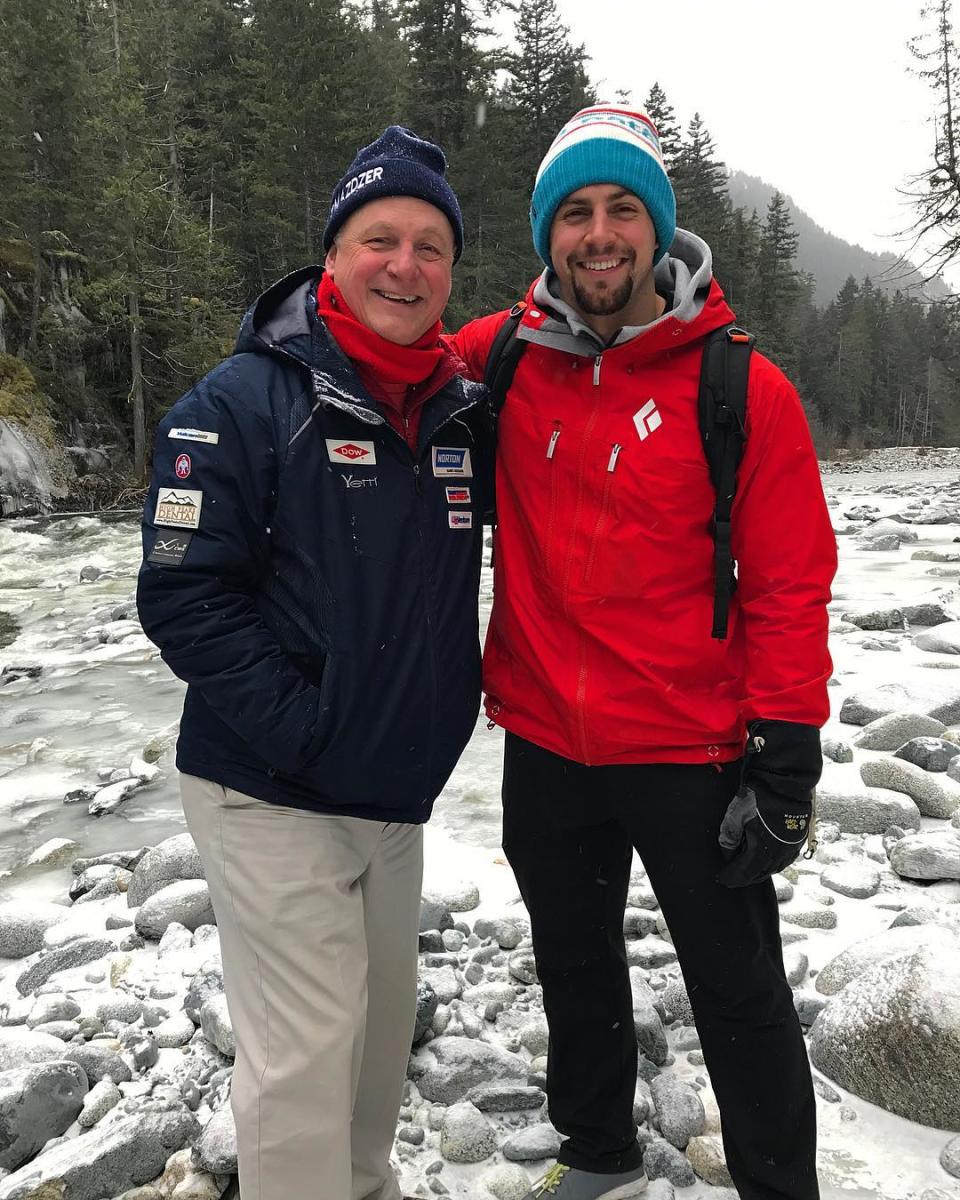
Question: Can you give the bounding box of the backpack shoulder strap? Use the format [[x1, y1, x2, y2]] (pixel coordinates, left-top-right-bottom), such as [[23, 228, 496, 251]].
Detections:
[[698, 324, 755, 640], [483, 302, 528, 418]]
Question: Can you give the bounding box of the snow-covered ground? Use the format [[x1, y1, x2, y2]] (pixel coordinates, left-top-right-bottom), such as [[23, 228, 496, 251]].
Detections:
[[1, 451, 960, 1199]]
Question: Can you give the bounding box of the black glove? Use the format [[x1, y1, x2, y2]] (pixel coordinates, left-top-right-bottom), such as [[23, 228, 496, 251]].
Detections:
[[717, 720, 821, 889]]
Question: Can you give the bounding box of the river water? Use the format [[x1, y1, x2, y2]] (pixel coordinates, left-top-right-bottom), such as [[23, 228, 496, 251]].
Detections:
[[0, 466, 958, 903]]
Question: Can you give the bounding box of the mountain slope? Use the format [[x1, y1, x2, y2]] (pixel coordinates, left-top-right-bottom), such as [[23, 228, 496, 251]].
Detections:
[[727, 171, 953, 306]]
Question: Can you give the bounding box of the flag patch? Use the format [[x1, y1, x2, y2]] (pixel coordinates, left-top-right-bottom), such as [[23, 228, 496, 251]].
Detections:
[[445, 486, 471, 504]]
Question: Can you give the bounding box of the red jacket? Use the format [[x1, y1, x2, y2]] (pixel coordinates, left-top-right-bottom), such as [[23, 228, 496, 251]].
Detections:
[[450, 243, 836, 766]]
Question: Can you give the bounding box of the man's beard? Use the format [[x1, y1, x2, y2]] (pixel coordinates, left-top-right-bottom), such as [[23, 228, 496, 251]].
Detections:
[[570, 265, 635, 316]]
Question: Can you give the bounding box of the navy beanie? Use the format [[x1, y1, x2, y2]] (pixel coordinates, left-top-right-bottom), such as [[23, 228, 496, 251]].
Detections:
[[322, 126, 464, 262], [530, 105, 676, 269]]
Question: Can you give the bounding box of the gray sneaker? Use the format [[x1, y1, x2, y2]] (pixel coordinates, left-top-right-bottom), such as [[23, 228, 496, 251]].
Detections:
[[523, 1163, 647, 1199]]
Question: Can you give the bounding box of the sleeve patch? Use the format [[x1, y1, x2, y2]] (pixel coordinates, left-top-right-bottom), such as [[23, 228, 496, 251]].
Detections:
[[147, 530, 194, 566]]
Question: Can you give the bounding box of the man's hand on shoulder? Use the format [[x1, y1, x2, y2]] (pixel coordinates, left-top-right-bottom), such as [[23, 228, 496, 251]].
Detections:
[[717, 720, 822, 889]]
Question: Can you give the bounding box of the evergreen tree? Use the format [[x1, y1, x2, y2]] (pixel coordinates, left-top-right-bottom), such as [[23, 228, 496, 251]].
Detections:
[[672, 114, 732, 277], [754, 190, 800, 365], [643, 82, 681, 172], [906, 0, 960, 284], [507, 0, 593, 164]]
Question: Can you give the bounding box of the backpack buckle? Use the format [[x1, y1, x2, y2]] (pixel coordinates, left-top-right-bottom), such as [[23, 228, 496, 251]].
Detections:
[[509, 301, 527, 318], [726, 326, 751, 344]]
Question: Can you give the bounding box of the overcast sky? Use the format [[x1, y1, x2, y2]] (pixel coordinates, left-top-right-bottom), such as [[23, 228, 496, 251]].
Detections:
[[552, 0, 958, 289]]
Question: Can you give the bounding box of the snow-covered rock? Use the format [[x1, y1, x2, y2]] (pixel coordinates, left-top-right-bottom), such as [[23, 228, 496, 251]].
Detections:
[[410, 1036, 527, 1104], [809, 944, 960, 1129], [127, 834, 205, 907], [860, 756, 960, 818]]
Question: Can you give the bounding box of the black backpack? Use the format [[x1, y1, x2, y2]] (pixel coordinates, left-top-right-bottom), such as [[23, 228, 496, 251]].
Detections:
[[483, 304, 754, 640]]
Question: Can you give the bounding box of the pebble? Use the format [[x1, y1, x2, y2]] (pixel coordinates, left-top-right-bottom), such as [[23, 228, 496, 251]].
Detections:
[[439, 1101, 497, 1163], [820, 860, 881, 899], [940, 1134, 960, 1179], [643, 1138, 696, 1186], [77, 1078, 121, 1128], [482, 1163, 534, 1200], [501, 1123, 563, 1162], [685, 1134, 733, 1186], [650, 1074, 705, 1150]]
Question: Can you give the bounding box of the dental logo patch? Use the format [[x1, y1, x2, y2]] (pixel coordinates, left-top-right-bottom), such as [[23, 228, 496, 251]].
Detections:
[[155, 488, 203, 530], [326, 439, 376, 465], [147, 531, 193, 566], [174, 453, 191, 480], [432, 447, 472, 477], [445, 486, 471, 504], [168, 427, 219, 445], [449, 512, 473, 529]]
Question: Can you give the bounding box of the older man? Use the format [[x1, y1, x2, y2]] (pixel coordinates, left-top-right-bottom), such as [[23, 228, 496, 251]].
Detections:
[[138, 127, 487, 1200], [452, 106, 836, 1200]]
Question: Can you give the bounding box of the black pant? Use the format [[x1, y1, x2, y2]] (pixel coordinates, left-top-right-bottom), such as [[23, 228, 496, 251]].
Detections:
[[501, 733, 819, 1200]]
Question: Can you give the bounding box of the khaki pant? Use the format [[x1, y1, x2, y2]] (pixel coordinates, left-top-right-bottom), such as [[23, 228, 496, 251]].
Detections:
[[180, 775, 423, 1200]]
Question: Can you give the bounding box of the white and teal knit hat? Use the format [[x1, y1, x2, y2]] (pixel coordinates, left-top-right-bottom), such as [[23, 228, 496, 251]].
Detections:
[[530, 105, 676, 268]]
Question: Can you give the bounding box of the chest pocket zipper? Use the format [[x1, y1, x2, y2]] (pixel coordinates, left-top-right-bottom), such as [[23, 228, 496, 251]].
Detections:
[[583, 443, 622, 585]]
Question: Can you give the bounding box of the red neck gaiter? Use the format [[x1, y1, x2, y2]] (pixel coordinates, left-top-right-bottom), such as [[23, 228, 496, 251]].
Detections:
[[316, 274, 445, 385]]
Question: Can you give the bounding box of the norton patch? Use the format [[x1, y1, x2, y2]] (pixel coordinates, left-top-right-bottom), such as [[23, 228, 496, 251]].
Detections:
[[432, 447, 472, 477], [155, 488, 203, 530], [148, 530, 193, 566], [326, 439, 377, 465]]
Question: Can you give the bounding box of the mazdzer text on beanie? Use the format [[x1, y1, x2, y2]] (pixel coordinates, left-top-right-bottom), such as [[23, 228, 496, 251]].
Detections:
[[322, 126, 464, 262]]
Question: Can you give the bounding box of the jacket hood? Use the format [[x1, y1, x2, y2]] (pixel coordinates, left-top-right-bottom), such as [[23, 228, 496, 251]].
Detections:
[[524, 228, 734, 358], [234, 265, 321, 365]]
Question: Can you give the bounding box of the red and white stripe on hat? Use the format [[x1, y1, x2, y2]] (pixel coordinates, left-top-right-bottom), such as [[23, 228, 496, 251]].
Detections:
[[535, 105, 666, 183]]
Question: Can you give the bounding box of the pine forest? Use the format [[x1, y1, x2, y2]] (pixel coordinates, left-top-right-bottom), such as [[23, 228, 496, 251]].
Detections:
[[1, 0, 959, 490]]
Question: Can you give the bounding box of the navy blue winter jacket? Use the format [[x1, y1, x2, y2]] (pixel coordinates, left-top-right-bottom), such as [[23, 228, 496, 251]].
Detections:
[[137, 266, 490, 823]]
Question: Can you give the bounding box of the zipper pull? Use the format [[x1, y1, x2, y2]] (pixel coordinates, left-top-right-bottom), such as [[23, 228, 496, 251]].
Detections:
[[593, 355, 602, 386], [606, 443, 622, 473], [486, 701, 502, 730], [546, 423, 561, 459], [803, 789, 819, 859], [413, 463, 423, 495], [752, 734, 765, 754]]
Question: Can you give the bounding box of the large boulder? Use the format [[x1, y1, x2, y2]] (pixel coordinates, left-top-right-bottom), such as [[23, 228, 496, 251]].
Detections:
[[815, 785, 921, 835], [839, 681, 960, 727], [815, 925, 958, 996], [193, 1104, 237, 1175], [860, 757, 960, 819], [0, 1028, 72, 1071], [410, 1036, 527, 1104], [127, 834, 204, 908], [916, 622, 960, 655], [0, 1061, 89, 1171], [809, 945, 960, 1129], [134, 880, 215, 939], [0, 1106, 200, 1200], [889, 829, 960, 881], [0, 901, 68, 959], [852, 712, 947, 751]]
